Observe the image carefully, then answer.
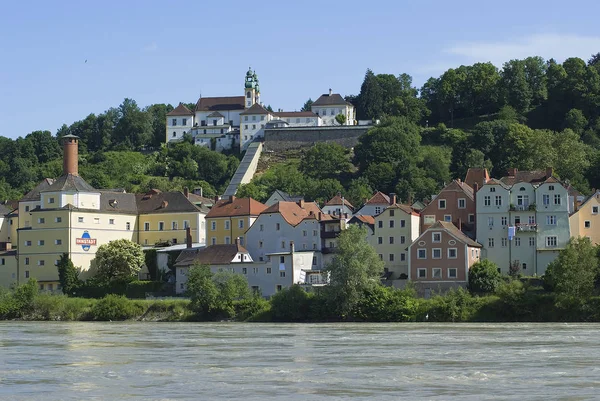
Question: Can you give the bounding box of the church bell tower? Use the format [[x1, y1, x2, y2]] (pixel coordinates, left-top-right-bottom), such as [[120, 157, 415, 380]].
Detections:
[[244, 67, 260, 108]]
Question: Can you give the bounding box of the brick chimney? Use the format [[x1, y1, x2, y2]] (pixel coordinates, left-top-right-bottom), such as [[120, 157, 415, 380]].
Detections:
[[298, 199, 305, 208], [235, 237, 240, 247], [186, 227, 192, 248], [229, 195, 236, 202], [389, 193, 397, 205], [473, 182, 479, 193], [546, 167, 553, 179], [184, 187, 189, 199], [62, 135, 79, 176]]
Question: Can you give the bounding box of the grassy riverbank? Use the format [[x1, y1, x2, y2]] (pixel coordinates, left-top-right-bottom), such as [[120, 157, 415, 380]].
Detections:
[[3, 279, 600, 323]]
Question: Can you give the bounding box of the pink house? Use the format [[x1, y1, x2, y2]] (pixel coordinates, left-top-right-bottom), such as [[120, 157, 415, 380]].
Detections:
[[408, 221, 482, 294]]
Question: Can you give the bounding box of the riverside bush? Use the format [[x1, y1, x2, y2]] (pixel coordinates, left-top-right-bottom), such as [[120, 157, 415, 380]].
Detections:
[[353, 286, 418, 322], [91, 294, 143, 321], [270, 285, 313, 322]]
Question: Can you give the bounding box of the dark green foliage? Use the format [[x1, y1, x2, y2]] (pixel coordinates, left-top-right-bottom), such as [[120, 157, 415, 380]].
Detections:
[[469, 259, 502, 294], [57, 253, 81, 295], [124, 281, 165, 299], [144, 249, 159, 281], [299, 142, 351, 180], [270, 285, 313, 322], [352, 286, 418, 322]]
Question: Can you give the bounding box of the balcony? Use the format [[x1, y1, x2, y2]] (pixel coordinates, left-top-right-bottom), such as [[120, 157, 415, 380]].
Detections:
[[322, 247, 339, 254], [516, 223, 538, 232], [321, 231, 340, 239]]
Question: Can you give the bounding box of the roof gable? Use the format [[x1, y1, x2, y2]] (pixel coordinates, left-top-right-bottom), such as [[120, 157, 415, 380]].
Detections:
[[412, 221, 482, 248], [167, 103, 193, 116], [325, 195, 354, 209], [206, 197, 267, 218], [21, 178, 55, 201], [42, 174, 97, 193], [136, 191, 204, 214], [261, 201, 325, 226], [312, 93, 352, 107], [239, 103, 270, 115], [366, 191, 391, 205]]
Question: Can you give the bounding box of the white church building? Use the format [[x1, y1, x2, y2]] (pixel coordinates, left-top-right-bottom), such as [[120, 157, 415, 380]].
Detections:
[[165, 69, 356, 152]]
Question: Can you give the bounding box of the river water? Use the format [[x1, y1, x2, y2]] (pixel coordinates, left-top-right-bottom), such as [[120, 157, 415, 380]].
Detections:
[[0, 322, 599, 400]]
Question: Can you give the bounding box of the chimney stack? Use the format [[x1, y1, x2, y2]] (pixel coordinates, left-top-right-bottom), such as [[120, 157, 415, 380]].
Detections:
[[328, 88, 332, 96], [235, 237, 240, 247], [229, 195, 236, 202], [318, 211, 322, 220], [184, 187, 189, 199], [389, 193, 397, 205], [546, 167, 553, 179], [458, 217, 462, 232], [298, 199, 305, 208], [214, 195, 220, 203], [62, 134, 79, 176], [473, 182, 479, 193], [186, 227, 192, 248]]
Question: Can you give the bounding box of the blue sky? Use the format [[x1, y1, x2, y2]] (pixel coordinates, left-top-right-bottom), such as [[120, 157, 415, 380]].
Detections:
[[1, 0, 599, 139]]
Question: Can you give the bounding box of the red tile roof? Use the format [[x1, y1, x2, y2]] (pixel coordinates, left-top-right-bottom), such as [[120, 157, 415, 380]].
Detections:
[[206, 197, 267, 218], [389, 203, 420, 216], [464, 168, 490, 190], [366, 191, 390, 205], [261, 201, 327, 226], [427, 221, 482, 248], [167, 103, 193, 116], [325, 195, 354, 209]]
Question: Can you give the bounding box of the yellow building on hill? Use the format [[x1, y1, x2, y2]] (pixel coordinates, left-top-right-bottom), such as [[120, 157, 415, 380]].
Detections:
[[205, 196, 267, 246], [0, 135, 211, 291]]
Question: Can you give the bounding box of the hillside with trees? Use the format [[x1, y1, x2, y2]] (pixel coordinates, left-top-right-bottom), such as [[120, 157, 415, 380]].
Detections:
[[1, 53, 600, 203]]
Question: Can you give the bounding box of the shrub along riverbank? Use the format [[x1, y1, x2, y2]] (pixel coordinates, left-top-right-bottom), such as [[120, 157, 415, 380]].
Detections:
[[3, 278, 600, 323]]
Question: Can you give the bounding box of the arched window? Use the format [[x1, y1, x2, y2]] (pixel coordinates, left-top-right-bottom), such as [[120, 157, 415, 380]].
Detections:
[[246, 91, 251, 98]]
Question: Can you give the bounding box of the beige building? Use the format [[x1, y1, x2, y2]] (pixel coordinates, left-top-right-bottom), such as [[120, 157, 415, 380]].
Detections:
[[570, 190, 600, 245]]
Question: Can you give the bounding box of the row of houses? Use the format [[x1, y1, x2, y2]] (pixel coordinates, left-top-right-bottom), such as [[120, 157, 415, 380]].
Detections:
[[175, 166, 599, 297]]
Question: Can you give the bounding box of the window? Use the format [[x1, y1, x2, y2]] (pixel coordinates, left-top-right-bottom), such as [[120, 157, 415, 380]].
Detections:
[[211, 221, 216, 231], [78, 217, 84, 223], [313, 230, 318, 236], [276, 223, 280, 231], [55, 239, 62, 245], [303, 230, 307, 237], [312, 256, 317, 265], [515, 237, 521, 247], [109, 219, 115, 225], [468, 214, 475, 223], [172, 118, 177, 126], [554, 194, 561, 205], [444, 215, 452, 222], [25, 206, 30, 212], [211, 237, 216, 245], [400, 236, 406, 244], [375, 206, 381, 215], [458, 198, 466, 209], [522, 263, 527, 270], [239, 237, 245, 246], [225, 220, 230, 230], [488, 217, 494, 227], [495, 195, 502, 206], [528, 215, 536, 225], [184, 221, 190, 229], [489, 187, 496, 192], [378, 237, 383, 244], [25, 270, 30, 277], [502, 238, 508, 247], [126, 222, 131, 231], [593, 206, 599, 215], [484, 196, 491, 206], [585, 221, 591, 228], [182, 118, 187, 126], [389, 220, 394, 228], [276, 285, 283, 292], [514, 216, 521, 225], [280, 271, 286, 278], [38, 260, 45, 266], [543, 194, 550, 205], [517, 195, 529, 207], [38, 218, 45, 224], [38, 240, 44, 246], [379, 254, 383, 260], [171, 221, 178, 230], [172, 132, 176, 138], [546, 236, 558, 247], [0, 258, 4, 265], [281, 241, 285, 249], [267, 267, 272, 274], [25, 258, 30, 266], [529, 237, 535, 247], [417, 249, 426, 259], [244, 116, 248, 121], [488, 238, 495, 248], [378, 221, 383, 228], [417, 268, 426, 278], [389, 254, 394, 262], [548, 185, 555, 191], [448, 248, 457, 258], [546, 215, 556, 225], [400, 219, 406, 228], [94, 217, 100, 224], [144, 222, 150, 231], [400, 253, 406, 261], [238, 219, 244, 229], [438, 199, 447, 209], [252, 267, 258, 275], [242, 268, 247, 275], [432, 232, 441, 243], [25, 240, 32, 246], [432, 248, 442, 259], [48, 197, 55, 204], [389, 210, 395, 217], [159, 222, 165, 231], [55, 217, 62, 223], [389, 237, 394, 244], [252, 125, 256, 129], [501, 216, 507, 226], [432, 268, 442, 279], [448, 268, 457, 278]]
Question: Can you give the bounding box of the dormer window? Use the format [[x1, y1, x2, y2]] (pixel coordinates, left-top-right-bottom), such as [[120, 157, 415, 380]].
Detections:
[[490, 187, 496, 192], [519, 187, 525, 191], [549, 185, 555, 191]]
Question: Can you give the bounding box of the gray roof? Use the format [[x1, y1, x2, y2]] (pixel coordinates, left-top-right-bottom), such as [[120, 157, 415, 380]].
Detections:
[[312, 93, 352, 107], [269, 189, 303, 202], [41, 174, 97, 193], [174, 243, 250, 267], [21, 178, 55, 201], [136, 190, 207, 214], [207, 111, 225, 118], [99, 191, 138, 214], [0, 203, 12, 216]]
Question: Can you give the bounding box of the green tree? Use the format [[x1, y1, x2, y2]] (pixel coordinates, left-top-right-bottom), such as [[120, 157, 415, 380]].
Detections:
[[186, 264, 219, 316], [57, 253, 80, 295], [544, 237, 599, 299], [335, 113, 347, 125], [563, 108, 588, 134], [94, 239, 145, 282], [301, 98, 313, 112], [357, 69, 384, 120], [212, 270, 251, 317], [468, 259, 502, 294], [324, 225, 384, 319], [270, 284, 313, 322], [299, 142, 350, 180]]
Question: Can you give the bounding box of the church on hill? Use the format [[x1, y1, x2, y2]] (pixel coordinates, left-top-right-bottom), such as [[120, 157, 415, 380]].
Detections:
[[165, 68, 356, 151]]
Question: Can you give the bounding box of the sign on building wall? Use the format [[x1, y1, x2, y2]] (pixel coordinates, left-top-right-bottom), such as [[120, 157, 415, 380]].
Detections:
[[76, 231, 97, 251]]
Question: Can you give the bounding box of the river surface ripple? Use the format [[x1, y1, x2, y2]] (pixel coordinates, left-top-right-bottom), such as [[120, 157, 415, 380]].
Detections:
[[1, 322, 599, 400]]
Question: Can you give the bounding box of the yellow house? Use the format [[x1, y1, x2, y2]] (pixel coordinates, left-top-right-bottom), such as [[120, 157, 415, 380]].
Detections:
[[570, 191, 600, 245], [0, 249, 17, 288], [205, 196, 267, 246]]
